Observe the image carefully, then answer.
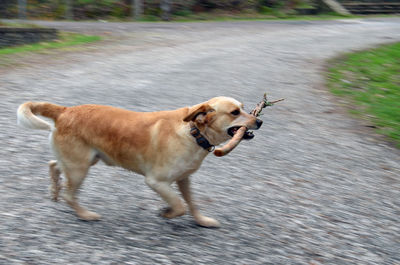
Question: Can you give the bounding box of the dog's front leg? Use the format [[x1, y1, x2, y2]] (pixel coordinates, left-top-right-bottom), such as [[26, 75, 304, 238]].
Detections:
[[145, 177, 186, 219], [177, 177, 220, 228]]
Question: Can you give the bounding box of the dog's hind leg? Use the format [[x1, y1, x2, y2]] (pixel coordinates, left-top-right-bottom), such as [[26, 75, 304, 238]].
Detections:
[[61, 164, 101, 221], [177, 177, 220, 228], [49, 160, 62, 201], [53, 135, 101, 221]]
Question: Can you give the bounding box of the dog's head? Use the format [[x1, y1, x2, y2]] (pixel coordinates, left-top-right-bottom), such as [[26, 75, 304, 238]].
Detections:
[[184, 97, 263, 145]]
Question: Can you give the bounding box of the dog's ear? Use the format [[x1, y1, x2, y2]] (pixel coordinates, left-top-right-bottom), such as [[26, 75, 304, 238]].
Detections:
[[183, 104, 214, 122]]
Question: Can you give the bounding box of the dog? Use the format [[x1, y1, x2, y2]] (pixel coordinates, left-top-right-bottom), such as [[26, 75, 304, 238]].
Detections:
[[17, 97, 262, 227]]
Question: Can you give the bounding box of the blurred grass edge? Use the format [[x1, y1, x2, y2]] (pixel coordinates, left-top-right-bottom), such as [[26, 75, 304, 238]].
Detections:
[[326, 42, 400, 148], [0, 32, 101, 56]]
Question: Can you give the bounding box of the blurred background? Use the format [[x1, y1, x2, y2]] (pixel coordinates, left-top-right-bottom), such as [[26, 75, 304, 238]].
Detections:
[[3, 0, 400, 21], [1, 0, 323, 21]]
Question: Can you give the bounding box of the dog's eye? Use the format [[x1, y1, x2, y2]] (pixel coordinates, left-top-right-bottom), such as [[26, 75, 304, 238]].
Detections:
[[231, 110, 240, 116]]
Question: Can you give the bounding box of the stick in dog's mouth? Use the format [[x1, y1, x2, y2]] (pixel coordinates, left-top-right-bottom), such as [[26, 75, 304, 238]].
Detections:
[[227, 126, 254, 140]]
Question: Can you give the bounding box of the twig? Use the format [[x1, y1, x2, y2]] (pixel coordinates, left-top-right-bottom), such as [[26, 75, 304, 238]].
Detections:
[[250, 93, 284, 116]]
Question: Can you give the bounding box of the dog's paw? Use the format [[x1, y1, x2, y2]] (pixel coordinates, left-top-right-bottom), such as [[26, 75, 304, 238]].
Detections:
[[77, 210, 102, 221], [195, 215, 220, 228], [160, 207, 186, 219]]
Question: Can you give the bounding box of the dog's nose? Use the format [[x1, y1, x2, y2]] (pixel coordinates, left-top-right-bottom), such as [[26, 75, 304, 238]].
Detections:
[[256, 118, 263, 128]]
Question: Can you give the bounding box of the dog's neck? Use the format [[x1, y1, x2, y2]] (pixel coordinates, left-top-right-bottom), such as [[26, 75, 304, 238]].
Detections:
[[189, 122, 215, 152]]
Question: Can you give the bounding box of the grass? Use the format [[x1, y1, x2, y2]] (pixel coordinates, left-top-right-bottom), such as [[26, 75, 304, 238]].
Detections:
[[134, 12, 399, 23], [3, 12, 397, 23], [0, 32, 101, 56], [327, 42, 400, 147], [0, 21, 43, 28], [136, 12, 360, 22]]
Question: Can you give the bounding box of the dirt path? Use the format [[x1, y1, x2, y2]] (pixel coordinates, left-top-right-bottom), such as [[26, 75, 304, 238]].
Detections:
[[1, 18, 400, 264]]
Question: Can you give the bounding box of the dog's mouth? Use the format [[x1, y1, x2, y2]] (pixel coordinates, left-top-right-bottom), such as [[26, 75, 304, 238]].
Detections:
[[227, 126, 254, 140]]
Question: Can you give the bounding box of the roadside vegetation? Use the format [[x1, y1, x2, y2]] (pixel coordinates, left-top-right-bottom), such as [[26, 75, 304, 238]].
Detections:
[[0, 21, 42, 27], [327, 42, 400, 147], [0, 32, 100, 56], [0, 0, 339, 21], [152, 12, 355, 22]]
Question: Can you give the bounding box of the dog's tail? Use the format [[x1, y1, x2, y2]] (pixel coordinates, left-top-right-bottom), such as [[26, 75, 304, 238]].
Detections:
[[17, 102, 66, 131]]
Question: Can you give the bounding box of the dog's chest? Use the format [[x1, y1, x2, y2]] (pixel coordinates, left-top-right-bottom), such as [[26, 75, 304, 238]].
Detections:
[[165, 150, 206, 181]]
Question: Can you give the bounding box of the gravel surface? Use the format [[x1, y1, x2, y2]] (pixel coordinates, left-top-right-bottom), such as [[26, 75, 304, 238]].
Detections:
[[1, 18, 400, 264]]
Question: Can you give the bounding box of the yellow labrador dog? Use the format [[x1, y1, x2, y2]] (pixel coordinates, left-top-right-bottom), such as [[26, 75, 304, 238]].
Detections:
[[17, 97, 262, 227]]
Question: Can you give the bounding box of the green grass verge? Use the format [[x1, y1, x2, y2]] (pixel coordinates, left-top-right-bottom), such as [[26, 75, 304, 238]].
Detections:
[[0, 32, 101, 56], [171, 14, 355, 22], [136, 12, 359, 22], [327, 42, 400, 147], [0, 21, 43, 28], [134, 12, 399, 23]]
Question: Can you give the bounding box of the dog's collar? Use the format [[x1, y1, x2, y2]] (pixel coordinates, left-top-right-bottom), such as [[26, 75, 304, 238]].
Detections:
[[189, 122, 215, 152]]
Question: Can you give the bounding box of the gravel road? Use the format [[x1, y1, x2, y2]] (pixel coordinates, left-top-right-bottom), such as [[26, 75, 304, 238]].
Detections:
[[1, 18, 400, 264]]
